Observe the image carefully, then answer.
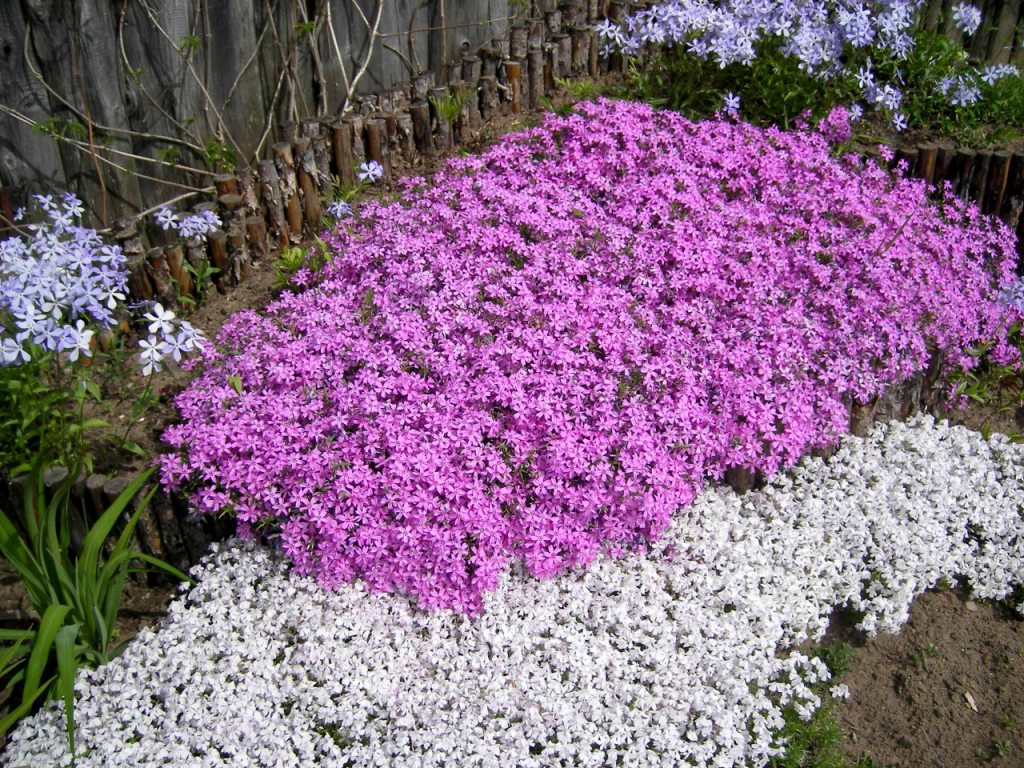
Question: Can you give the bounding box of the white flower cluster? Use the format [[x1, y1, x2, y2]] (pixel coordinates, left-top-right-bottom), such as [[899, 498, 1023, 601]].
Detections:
[[6, 415, 1023, 768]]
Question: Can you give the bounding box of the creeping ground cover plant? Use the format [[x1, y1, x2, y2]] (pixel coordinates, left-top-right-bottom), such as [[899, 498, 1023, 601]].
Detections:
[[161, 99, 1018, 614]]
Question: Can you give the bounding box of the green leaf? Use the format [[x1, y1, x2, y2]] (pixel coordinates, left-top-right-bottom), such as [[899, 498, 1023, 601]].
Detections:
[[78, 469, 154, 591], [23, 603, 71, 704], [55, 624, 80, 756]]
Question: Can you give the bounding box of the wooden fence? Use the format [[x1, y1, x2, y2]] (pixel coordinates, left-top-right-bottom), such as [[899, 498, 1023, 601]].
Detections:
[[0, 0, 610, 227], [919, 0, 1024, 63]]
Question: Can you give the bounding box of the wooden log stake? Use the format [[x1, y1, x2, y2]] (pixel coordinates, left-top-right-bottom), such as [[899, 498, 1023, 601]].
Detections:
[[560, 0, 583, 27], [505, 59, 523, 113], [257, 159, 289, 249], [331, 120, 356, 188], [446, 61, 462, 86], [894, 146, 919, 176], [410, 100, 433, 154], [949, 148, 976, 199], [510, 23, 529, 58], [302, 119, 330, 188], [396, 112, 415, 159], [214, 173, 238, 197], [450, 81, 473, 143], [207, 229, 230, 293], [492, 36, 510, 59], [968, 149, 992, 209], [364, 118, 391, 179], [545, 9, 562, 35], [294, 137, 322, 231], [217, 192, 244, 233], [528, 45, 545, 109], [146, 247, 175, 306], [246, 216, 269, 263], [343, 115, 367, 164], [553, 34, 572, 78], [164, 243, 192, 298], [281, 122, 299, 143], [1004, 151, 1024, 224], [985, 150, 1013, 216], [934, 145, 955, 184], [227, 224, 251, 283], [527, 18, 545, 48], [461, 55, 482, 87], [412, 71, 435, 102], [234, 167, 259, 214], [480, 75, 499, 121], [273, 142, 304, 241], [544, 44, 557, 93], [915, 143, 937, 185], [571, 27, 591, 76], [126, 255, 154, 302]]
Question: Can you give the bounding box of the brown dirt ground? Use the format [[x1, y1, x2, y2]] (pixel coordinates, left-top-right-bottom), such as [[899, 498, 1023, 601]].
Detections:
[[835, 591, 1024, 768]]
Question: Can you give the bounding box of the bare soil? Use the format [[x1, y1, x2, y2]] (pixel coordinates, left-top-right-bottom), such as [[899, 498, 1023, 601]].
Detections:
[[836, 590, 1024, 768]]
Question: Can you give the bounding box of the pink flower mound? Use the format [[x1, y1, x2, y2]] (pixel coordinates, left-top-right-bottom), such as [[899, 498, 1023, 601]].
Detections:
[[161, 100, 1016, 613]]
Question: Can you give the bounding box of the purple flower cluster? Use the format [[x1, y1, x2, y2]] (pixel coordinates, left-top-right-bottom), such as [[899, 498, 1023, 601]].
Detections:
[[161, 100, 1017, 613], [598, 1, 1019, 133], [1, 194, 127, 365]]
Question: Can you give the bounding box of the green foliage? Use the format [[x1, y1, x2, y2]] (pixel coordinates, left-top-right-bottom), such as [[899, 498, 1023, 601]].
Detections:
[[155, 145, 184, 167], [629, 37, 853, 129], [0, 463, 192, 757], [203, 139, 236, 172], [0, 352, 107, 476], [177, 34, 201, 56], [429, 91, 467, 127], [770, 643, 860, 768], [272, 235, 333, 290], [32, 118, 88, 143], [294, 20, 317, 39], [950, 321, 1024, 441], [183, 258, 220, 306]]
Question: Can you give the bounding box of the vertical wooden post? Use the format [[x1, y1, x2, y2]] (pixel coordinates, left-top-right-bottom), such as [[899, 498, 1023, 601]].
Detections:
[[331, 119, 356, 188], [968, 149, 992, 209], [528, 45, 544, 109], [410, 100, 433, 155], [412, 71, 435, 102], [545, 9, 562, 35], [570, 26, 591, 75], [553, 34, 572, 78], [294, 137, 322, 231], [273, 142, 304, 240], [164, 243, 192, 298], [364, 118, 391, 178], [462, 56, 483, 130], [479, 75, 499, 121], [245, 216, 269, 264], [302, 119, 330, 188], [146, 247, 174, 306], [234, 167, 260, 215], [214, 173, 238, 197], [257, 159, 289, 249], [934, 146, 955, 185], [227, 224, 251, 283], [985, 150, 1013, 216], [207, 229, 230, 293], [344, 115, 367, 164], [505, 59, 523, 113], [949, 148, 976, 199], [544, 44, 557, 93], [915, 143, 937, 185], [510, 23, 529, 59]]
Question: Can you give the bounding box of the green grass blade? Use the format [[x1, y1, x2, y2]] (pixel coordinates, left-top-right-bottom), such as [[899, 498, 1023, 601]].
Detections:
[[0, 681, 51, 738], [23, 603, 70, 704], [54, 624, 80, 758], [79, 469, 154, 593], [0, 509, 50, 609]]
